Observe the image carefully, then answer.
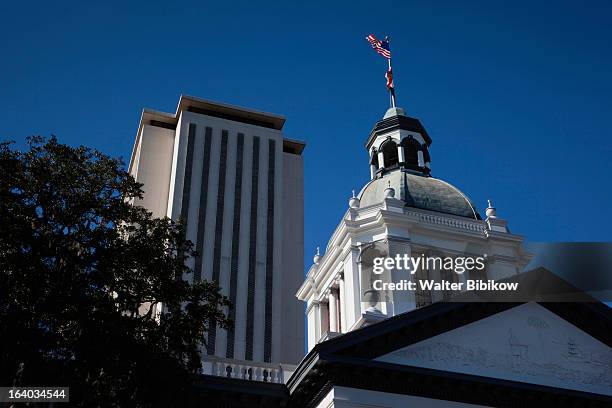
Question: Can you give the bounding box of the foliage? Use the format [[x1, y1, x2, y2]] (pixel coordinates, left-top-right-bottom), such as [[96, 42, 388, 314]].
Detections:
[[0, 136, 231, 407]]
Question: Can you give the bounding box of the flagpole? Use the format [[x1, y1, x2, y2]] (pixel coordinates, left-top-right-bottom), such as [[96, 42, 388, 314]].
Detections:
[[386, 36, 396, 108], [367, 33, 397, 108], [388, 57, 396, 108]]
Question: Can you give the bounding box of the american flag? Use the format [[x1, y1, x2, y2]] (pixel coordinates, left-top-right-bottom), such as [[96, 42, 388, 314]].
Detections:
[[386, 67, 394, 92], [366, 34, 391, 59]]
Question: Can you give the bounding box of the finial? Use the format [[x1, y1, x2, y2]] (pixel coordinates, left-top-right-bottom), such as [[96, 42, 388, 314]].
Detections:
[[384, 180, 395, 199], [349, 189, 360, 209], [313, 246, 322, 265], [485, 199, 497, 218], [316, 246, 320, 256]]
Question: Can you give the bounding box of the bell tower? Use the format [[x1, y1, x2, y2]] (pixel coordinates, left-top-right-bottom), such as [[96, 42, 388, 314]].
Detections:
[[367, 107, 432, 179]]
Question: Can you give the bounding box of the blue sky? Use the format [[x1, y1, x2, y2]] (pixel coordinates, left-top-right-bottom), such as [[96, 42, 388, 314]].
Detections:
[[2, 0, 611, 270]]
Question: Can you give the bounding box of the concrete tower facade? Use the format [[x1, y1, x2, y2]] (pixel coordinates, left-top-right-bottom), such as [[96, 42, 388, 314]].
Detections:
[[129, 95, 305, 378]]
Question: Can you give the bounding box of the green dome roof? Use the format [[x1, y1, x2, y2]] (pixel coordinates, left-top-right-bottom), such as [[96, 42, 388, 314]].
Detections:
[[358, 170, 481, 220]]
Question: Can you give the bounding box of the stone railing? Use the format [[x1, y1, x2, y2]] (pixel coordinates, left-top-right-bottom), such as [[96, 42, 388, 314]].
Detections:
[[201, 357, 296, 384], [407, 210, 486, 233]]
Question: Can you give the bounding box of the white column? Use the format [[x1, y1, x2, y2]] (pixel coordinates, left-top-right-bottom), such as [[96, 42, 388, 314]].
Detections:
[[343, 247, 361, 330], [319, 301, 329, 337], [337, 274, 346, 333], [417, 150, 425, 167], [370, 149, 378, 179], [328, 290, 338, 333], [307, 301, 319, 351], [397, 145, 405, 163], [377, 151, 385, 169]]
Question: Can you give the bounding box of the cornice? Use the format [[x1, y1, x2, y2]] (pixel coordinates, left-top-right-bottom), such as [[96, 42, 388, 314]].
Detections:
[[365, 114, 432, 150], [300, 204, 527, 302]]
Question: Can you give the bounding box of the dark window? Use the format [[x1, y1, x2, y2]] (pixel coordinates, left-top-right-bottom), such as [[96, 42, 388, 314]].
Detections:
[[177, 124, 196, 261], [422, 147, 431, 163], [179, 124, 197, 223], [401, 138, 420, 167], [381, 140, 399, 168], [415, 264, 432, 308], [440, 260, 458, 301], [226, 132, 244, 358], [208, 130, 229, 356], [194, 127, 213, 282], [264, 139, 276, 362], [470, 263, 487, 281], [245, 137, 260, 361]]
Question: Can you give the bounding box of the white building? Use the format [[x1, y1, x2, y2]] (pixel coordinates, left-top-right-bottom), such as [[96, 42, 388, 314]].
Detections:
[[128, 95, 305, 378], [296, 106, 532, 351], [130, 98, 612, 406]]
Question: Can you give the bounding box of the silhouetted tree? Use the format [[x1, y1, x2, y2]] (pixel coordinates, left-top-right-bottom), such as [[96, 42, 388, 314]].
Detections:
[[0, 136, 231, 407]]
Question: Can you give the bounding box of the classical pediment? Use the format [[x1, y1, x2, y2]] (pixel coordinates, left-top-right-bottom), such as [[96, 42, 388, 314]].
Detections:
[[288, 273, 612, 408], [376, 302, 612, 396]]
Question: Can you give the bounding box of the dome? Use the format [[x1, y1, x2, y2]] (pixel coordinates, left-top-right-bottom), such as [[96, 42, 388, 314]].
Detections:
[[358, 170, 481, 219]]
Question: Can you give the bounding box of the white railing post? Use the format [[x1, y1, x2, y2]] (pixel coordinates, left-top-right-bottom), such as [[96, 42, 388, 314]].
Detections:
[[202, 357, 296, 384]]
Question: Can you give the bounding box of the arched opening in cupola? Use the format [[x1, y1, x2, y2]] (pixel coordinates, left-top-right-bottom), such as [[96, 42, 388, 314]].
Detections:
[[380, 140, 399, 169], [401, 138, 420, 168]]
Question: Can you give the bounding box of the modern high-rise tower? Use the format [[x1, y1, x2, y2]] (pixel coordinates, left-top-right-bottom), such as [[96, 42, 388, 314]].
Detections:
[[128, 95, 305, 378]]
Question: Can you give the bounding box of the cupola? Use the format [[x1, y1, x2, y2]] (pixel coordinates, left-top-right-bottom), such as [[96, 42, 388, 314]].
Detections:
[[365, 107, 432, 179]]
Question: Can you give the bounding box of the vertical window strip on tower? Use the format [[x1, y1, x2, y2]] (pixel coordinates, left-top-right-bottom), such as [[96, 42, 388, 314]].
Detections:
[[263, 139, 275, 362], [207, 130, 229, 356], [226, 133, 244, 359], [180, 124, 197, 222], [194, 127, 212, 282], [177, 124, 196, 260], [245, 136, 260, 361]]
